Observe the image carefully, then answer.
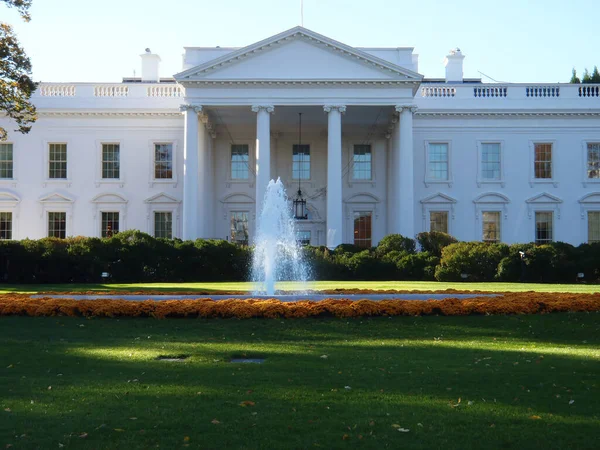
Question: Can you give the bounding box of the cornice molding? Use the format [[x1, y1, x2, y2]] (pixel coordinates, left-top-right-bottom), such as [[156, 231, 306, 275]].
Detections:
[[415, 111, 600, 117], [39, 111, 181, 118], [179, 79, 417, 87]]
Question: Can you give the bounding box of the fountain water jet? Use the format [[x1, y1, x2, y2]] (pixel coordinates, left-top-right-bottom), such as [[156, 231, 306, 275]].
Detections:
[[251, 178, 310, 295]]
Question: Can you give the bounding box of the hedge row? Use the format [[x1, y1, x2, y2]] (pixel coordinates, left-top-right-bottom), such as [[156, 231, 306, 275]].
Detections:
[[1, 293, 599, 318], [0, 230, 598, 283]]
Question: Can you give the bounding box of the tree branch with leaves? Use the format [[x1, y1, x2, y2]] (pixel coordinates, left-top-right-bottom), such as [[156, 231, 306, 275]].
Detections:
[[1, 0, 37, 141]]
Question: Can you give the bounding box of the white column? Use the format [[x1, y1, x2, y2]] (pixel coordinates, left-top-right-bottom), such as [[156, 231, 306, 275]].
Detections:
[[387, 115, 399, 234], [252, 105, 274, 219], [181, 104, 201, 240], [395, 104, 417, 238], [196, 112, 208, 238], [203, 122, 216, 239], [324, 105, 346, 248]]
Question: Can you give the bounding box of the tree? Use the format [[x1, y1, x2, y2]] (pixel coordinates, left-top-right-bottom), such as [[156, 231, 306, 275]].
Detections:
[[582, 68, 592, 83], [570, 68, 580, 84], [0, 0, 37, 141], [591, 66, 600, 83]]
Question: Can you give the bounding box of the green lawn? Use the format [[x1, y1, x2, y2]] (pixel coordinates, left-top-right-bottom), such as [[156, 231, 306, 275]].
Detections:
[[1, 314, 599, 449], [1, 280, 599, 294]]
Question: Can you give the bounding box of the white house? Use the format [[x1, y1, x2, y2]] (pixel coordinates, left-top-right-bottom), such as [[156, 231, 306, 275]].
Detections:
[[1, 26, 600, 247]]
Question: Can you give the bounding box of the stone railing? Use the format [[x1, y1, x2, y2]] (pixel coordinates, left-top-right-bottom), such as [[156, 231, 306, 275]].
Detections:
[[38, 84, 77, 97], [526, 86, 560, 97], [94, 85, 130, 97], [146, 85, 183, 97], [579, 85, 600, 97], [421, 86, 456, 97], [473, 86, 508, 97]]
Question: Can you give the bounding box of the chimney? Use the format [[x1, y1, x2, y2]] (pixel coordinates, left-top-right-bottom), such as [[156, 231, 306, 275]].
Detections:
[[444, 48, 464, 83], [140, 48, 161, 83]]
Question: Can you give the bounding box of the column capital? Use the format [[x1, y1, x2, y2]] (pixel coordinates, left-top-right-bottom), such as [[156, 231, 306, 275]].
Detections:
[[179, 104, 203, 113], [395, 104, 418, 114], [251, 105, 275, 114], [323, 105, 346, 114]]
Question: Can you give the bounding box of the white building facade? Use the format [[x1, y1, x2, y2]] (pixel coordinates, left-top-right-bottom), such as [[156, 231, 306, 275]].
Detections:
[[1, 26, 600, 247]]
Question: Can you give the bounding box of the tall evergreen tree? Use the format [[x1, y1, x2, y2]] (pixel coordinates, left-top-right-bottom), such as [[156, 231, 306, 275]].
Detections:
[[591, 66, 600, 83], [0, 0, 37, 141], [570, 68, 581, 83], [582, 68, 592, 83]]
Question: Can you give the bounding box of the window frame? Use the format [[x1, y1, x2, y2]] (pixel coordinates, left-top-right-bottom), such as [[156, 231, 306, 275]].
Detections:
[[47, 211, 68, 239], [587, 210, 600, 244], [529, 141, 557, 187], [150, 141, 178, 186], [476, 141, 505, 187], [228, 141, 254, 183], [424, 141, 453, 187], [352, 210, 373, 249], [91, 193, 127, 237], [351, 143, 373, 182], [96, 140, 124, 187], [428, 210, 450, 234], [0, 211, 13, 240], [100, 211, 120, 238], [534, 210, 554, 244], [230, 210, 250, 245], [582, 141, 600, 186], [481, 211, 502, 243], [292, 143, 312, 182], [0, 141, 16, 183], [43, 141, 72, 186], [153, 211, 174, 239]]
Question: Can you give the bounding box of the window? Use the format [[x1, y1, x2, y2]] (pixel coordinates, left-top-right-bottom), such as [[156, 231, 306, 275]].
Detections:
[[231, 144, 249, 180], [481, 143, 501, 180], [102, 144, 120, 179], [0, 143, 13, 179], [101, 212, 119, 238], [353, 211, 372, 248], [48, 143, 67, 179], [48, 212, 66, 239], [535, 211, 553, 244], [353, 144, 372, 180], [534, 143, 552, 179], [296, 230, 311, 246], [0, 212, 12, 240], [482, 211, 501, 242], [154, 144, 173, 179], [154, 212, 172, 239], [587, 143, 600, 179], [230, 211, 249, 245], [293, 144, 310, 180], [430, 211, 449, 233], [589, 211, 600, 243], [428, 143, 449, 181]]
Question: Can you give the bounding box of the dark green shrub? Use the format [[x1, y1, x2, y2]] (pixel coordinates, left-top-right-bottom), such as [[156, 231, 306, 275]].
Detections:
[[416, 231, 458, 258], [396, 252, 439, 281], [435, 242, 509, 282], [376, 234, 416, 256]]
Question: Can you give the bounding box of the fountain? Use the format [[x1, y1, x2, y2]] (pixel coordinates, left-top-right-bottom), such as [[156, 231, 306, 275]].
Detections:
[[250, 178, 310, 295]]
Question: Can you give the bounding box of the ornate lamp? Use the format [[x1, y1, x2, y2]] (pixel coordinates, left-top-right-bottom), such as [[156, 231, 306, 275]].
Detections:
[[293, 112, 308, 220]]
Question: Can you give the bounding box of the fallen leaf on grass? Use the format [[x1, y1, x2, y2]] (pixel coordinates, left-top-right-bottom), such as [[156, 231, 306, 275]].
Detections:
[[342, 434, 349, 440], [114, 428, 125, 432], [530, 415, 542, 420], [240, 401, 255, 407], [569, 400, 575, 405], [211, 419, 221, 425], [183, 436, 190, 443], [129, 417, 137, 420], [4, 408, 10, 412], [79, 433, 88, 438], [320, 355, 328, 359]]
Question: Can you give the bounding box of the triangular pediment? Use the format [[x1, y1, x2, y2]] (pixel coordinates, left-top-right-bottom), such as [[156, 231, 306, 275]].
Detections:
[[175, 27, 422, 83], [0, 191, 20, 205], [526, 192, 562, 204], [144, 193, 180, 204], [421, 192, 457, 204], [473, 192, 510, 204], [579, 192, 600, 204], [91, 193, 128, 204], [39, 193, 74, 203]]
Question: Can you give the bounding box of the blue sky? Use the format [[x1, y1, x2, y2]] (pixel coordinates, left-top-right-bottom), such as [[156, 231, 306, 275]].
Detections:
[[4, 0, 598, 83]]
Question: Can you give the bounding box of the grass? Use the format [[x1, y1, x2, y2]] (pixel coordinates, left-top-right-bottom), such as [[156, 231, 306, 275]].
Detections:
[[0, 280, 599, 294], [1, 314, 599, 449]]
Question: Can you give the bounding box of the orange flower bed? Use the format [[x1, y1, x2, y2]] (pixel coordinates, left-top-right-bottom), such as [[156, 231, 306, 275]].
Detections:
[[0, 293, 599, 319]]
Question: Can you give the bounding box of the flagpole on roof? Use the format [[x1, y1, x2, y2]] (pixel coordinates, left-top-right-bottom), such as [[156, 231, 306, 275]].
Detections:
[[301, 0, 304, 26]]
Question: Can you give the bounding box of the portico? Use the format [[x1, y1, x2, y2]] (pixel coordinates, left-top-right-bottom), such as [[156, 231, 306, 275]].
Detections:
[[175, 26, 422, 247]]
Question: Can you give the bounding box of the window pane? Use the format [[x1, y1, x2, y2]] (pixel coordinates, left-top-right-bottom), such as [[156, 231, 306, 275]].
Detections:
[[0, 143, 13, 179], [101, 212, 120, 238], [588, 211, 600, 243], [230, 211, 249, 245], [102, 144, 120, 179], [353, 144, 372, 180], [154, 212, 173, 239], [296, 230, 311, 246], [587, 143, 600, 179], [353, 211, 372, 248], [428, 143, 448, 180], [481, 143, 501, 180], [292, 144, 310, 180], [48, 212, 66, 239], [534, 143, 552, 179], [154, 144, 173, 179], [482, 211, 501, 242], [48, 143, 67, 179], [430, 211, 449, 233], [0, 212, 12, 240], [535, 211, 553, 244], [230, 144, 249, 180]]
